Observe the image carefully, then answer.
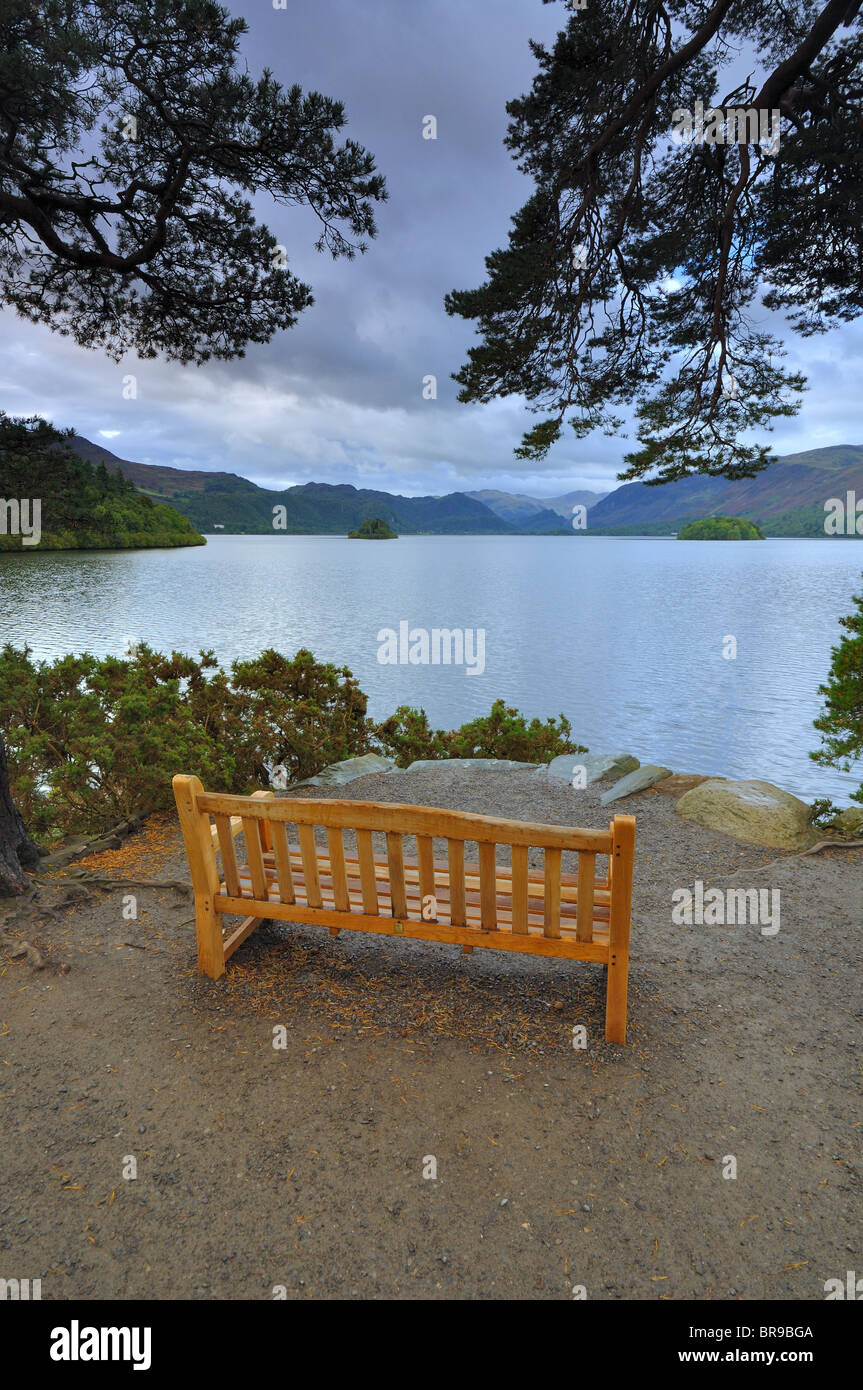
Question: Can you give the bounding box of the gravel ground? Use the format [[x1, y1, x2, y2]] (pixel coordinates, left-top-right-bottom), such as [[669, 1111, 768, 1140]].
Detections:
[[0, 764, 860, 1300]]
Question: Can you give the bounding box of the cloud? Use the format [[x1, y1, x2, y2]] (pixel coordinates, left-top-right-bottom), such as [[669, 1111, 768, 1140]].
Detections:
[[0, 0, 859, 499]]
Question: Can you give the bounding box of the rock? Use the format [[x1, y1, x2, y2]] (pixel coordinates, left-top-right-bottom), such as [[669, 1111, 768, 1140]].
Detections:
[[600, 765, 672, 805], [404, 758, 538, 773], [291, 753, 397, 788], [543, 752, 640, 784], [831, 806, 863, 836], [653, 773, 722, 799], [676, 779, 819, 850]]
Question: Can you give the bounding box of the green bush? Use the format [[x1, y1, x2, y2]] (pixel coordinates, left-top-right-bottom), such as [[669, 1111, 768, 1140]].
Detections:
[[0, 645, 588, 838], [442, 699, 584, 762], [374, 706, 450, 765], [0, 644, 374, 836], [375, 698, 584, 767]]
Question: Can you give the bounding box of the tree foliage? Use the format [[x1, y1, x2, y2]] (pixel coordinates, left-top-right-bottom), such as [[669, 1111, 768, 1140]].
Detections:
[[677, 514, 765, 537], [0, 0, 387, 363], [446, 0, 863, 484], [0, 646, 588, 839], [811, 582, 863, 803], [376, 699, 584, 766], [347, 517, 398, 538]]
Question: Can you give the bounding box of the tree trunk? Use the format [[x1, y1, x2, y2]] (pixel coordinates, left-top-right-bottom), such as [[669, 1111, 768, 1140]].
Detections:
[[0, 732, 42, 896]]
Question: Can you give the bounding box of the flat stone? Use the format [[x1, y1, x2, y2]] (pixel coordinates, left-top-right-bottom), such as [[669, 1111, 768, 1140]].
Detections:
[[291, 753, 397, 788], [544, 752, 640, 784], [676, 778, 819, 850], [600, 765, 673, 805], [404, 758, 538, 773]]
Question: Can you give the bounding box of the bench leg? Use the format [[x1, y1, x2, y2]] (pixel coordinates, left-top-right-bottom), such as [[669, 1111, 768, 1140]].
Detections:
[[604, 948, 628, 1045], [195, 895, 225, 980]]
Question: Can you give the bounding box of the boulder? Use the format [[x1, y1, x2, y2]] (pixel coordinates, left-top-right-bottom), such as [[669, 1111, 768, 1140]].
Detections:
[[831, 806, 863, 836], [291, 753, 397, 788], [544, 752, 640, 784], [676, 779, 819, 850], [600, 765, 672, 805]]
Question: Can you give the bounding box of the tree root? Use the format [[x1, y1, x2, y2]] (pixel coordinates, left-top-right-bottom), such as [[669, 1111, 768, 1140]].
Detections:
[[67, 871, 191, 895]]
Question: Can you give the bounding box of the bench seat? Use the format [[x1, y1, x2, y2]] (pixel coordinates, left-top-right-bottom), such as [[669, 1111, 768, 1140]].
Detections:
[[233, 848, 613, 940]]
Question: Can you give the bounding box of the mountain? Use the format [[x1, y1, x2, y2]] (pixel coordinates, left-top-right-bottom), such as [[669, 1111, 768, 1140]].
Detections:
[[468, 487, 609, 526], [66, 435, 863, 538], [587, 446, 863, 536], [68, 437, 565, 534]]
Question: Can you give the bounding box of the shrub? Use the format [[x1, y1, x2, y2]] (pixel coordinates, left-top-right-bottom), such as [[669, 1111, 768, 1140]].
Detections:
[[374, 706, 449, 766], [442, 699, 584, 762], [1, 644, 587, 839]]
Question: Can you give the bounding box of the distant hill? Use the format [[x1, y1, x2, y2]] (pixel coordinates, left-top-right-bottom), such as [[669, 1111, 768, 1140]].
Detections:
[[468, 487, 608, 527], [68, 438, 557, 535], [66, 436, 863, 537], [587, 446, 863, 536]]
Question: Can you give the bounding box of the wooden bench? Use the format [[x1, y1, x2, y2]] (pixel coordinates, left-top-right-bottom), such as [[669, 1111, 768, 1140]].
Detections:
[[173, 775, 636, 1043]]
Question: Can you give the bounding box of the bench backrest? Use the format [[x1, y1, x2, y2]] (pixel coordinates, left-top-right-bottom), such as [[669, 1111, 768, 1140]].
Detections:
[[174, 775, 635, 947]]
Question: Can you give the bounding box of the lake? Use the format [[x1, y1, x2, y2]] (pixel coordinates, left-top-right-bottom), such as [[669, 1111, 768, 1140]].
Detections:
[[2, 533, 861, 804]]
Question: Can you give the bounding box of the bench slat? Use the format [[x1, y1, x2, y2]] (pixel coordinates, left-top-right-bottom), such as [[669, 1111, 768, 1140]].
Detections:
[[478, 841, 497, 930], [327, 827, 350, 912], [214, 891, 611, 962], [543, 848, 562, 938], [242, 817, 268, 900], [356, 829, 378, 915], [447, 838, 466, 926], [276, 848, 609, 901], [387, 832, 407, 918], [270, 819, 296, 904], [576, 851, 595, 943], [214, 813, 241, 898], [298, 823, 322, 908], [417, 834, 436, 919], [511, 844, 529, 933]]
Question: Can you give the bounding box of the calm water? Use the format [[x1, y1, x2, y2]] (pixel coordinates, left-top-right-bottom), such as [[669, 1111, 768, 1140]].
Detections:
[[1, 534, 861, 803]]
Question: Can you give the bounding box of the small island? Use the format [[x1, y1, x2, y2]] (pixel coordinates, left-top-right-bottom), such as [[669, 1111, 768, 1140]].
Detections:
[[348, 517, 398, 539], [677, 515, 765, 540]]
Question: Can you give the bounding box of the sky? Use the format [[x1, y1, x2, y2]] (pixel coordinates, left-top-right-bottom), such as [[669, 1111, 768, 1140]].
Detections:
[[0, 0, 860, 499]]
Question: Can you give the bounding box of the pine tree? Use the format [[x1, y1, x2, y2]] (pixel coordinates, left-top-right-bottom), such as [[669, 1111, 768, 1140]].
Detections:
[[446, 0, 863, 483], [811, 584, 863, 804], [0, 0, 386, 891]]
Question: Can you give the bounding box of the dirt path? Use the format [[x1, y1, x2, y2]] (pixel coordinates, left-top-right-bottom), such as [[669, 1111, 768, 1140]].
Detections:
[[1, 766, 860, 1300]]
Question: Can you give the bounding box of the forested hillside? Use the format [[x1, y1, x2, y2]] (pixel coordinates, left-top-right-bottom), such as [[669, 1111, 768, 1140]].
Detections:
[[0, 416, 205, 551]]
